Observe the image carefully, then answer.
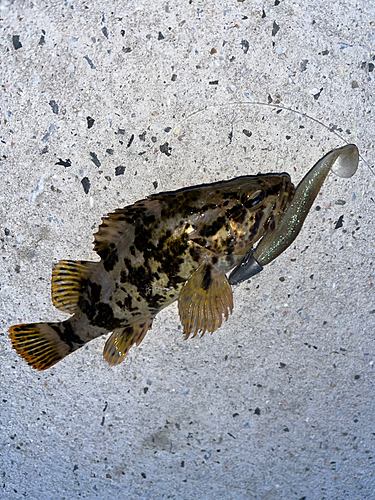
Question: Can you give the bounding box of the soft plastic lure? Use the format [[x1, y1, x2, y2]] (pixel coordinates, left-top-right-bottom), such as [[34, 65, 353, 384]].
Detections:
[[228, 144, 359, 285]]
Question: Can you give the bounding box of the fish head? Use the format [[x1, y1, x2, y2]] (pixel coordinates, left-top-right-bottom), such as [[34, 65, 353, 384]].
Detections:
[[226, 172, 295, 253]]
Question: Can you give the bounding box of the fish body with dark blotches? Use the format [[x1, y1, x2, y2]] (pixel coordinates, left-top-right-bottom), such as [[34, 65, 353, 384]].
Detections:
[[9, 173, 294, 369]]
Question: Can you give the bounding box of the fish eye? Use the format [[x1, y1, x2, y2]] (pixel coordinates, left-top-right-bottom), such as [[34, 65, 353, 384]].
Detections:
[[244, 189, 265, 209]]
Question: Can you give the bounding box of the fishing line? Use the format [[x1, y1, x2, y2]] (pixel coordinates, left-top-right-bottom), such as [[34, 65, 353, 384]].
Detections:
[[168, 99, 374, 177]]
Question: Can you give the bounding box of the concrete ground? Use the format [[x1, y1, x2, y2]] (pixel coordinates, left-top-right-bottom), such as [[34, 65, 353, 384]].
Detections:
[[1, 1, 374, 499]]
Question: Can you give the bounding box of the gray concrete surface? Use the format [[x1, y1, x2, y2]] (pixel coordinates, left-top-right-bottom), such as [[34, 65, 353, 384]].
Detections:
[[1, 1, 374, 499]]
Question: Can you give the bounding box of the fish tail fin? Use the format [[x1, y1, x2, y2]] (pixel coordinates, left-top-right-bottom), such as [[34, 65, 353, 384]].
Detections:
[[9, 320, 83, 370]]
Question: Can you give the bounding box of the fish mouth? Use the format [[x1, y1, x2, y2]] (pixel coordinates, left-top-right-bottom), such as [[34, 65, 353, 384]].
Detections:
[[258, 172, 294, 203], [262, 173, 295, 232], [271, 173, 294, 215], [279, 175, 295, 213]]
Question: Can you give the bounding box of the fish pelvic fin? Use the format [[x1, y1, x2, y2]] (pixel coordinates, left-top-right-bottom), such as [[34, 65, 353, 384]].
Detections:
[[178, 261, 233, 339], [103, 317, 154, 366], [9, 321, 83, 370], [52, 260, 97, 314]]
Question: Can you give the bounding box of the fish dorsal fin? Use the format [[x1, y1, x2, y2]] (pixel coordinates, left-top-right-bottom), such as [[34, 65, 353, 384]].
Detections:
[[93, 209, 135, 259], [52, 260, 96, 314], [178, 260, 233, 339], [103, 317, 154, 365], [93, 199, 162, 260]]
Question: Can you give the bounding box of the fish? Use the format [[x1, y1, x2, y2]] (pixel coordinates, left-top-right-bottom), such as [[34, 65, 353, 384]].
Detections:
[[9, 172, 294, 370]]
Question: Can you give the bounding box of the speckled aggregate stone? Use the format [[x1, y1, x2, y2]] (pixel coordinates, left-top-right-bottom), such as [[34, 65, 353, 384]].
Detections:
[[1, 0, 374, 499]]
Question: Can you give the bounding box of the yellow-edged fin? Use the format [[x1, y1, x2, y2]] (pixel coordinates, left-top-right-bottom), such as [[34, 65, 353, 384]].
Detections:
[[51, 260, 96, 314], [178, 261, 233, 339], [9, 323, 70, 370], [103, 317, 154, 366]]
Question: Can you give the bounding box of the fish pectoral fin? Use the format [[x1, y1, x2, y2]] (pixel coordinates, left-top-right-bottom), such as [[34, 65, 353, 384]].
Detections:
[[51, 260, 97, 314], [103, 317, 154, 366], [178, 261, 233, 339]]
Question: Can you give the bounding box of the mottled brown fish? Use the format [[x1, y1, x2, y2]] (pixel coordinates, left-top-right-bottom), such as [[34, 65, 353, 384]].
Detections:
[[9, 173, 293, 370]]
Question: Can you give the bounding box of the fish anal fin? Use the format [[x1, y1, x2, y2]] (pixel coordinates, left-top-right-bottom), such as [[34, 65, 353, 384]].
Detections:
[[103, 317, 154, 366], [9, 322, 72, 370], [52, 260, 96, 314], [178, 261, 233, 339]]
